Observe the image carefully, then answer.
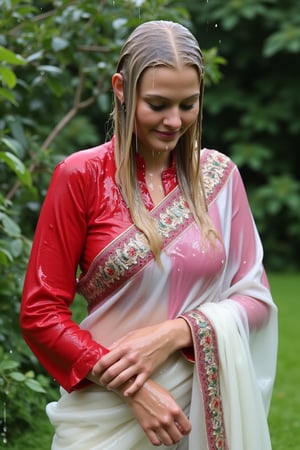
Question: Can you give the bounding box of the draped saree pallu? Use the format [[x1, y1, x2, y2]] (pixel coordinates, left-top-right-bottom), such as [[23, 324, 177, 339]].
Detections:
[[180, 311, 227, 450], [46, 149, 277, 450]]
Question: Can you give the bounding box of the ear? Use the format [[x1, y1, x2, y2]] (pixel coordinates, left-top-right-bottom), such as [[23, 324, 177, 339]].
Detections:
[[112, 73, 124, 103]]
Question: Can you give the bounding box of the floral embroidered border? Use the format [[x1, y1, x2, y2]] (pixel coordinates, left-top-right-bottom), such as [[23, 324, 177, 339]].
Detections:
[[180, 310, 228, 450], [202, 149, 233, 204]]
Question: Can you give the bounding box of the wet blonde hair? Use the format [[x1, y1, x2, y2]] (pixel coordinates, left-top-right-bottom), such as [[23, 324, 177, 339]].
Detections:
[[112, 20, 216, 262]]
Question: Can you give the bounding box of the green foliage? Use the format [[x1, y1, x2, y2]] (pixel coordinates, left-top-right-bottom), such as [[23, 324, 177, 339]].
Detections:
[[185, 0, 300, 270], [0, 45, 26, 104]]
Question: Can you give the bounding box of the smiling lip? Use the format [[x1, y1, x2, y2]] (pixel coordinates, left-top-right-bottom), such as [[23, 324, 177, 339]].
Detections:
[[155, 130, 180, 140]]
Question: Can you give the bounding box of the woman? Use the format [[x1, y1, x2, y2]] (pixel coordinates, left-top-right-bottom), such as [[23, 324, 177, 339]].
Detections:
[[20, 20, 277, 449]]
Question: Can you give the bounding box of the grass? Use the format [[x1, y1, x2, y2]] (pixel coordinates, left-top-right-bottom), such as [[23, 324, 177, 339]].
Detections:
[[3, 273, 300, 449], [268, 273, 300, 449]]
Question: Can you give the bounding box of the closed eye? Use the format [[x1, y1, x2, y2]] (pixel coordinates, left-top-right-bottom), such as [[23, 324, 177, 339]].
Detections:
[[148, 103, 195, 112], [180, 104, 195, 111], [148, 103, 165, 111]]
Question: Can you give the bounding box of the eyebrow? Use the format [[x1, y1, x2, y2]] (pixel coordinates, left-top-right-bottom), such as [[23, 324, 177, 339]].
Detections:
[[144, 93, 200, 102]]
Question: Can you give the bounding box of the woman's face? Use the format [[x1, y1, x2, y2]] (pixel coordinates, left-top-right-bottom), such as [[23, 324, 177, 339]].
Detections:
[[134, 65, 200, 158]]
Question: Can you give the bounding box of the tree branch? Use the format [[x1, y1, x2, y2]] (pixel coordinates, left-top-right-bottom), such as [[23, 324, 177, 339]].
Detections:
[[6, 71, 98, 200]]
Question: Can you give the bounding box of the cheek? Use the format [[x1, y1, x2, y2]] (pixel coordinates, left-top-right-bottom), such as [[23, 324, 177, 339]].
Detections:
[[136, 106, 158, 127], [134, 110, 154, 138], [183, 110, 199, 128]]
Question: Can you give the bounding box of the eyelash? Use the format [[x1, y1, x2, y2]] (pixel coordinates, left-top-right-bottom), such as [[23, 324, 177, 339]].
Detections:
[[149, 103, 194, 112]]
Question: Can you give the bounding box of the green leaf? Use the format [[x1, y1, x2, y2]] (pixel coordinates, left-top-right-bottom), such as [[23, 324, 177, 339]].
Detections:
[[0, 247, 13, 265], [52, 36, 69, 52], [0, 46, 26, 65], [1, 137, 23, 155], [25, 370, 35, 379], [8, 117, 28, 153], [0, 66, 17, 88], [38, 65, 63, 75], [0, 212, 21, 236], [10, 371, 26, 382], [0, 151, 32, 186], [0, 360, 19, 371], [10, 238, 23, 258], [24, 378, 47, 393], [0, 87, 17, 104], [26, 50, 44, 63]]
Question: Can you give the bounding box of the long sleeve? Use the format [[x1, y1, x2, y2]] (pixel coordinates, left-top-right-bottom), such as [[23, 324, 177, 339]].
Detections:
[[20, 154, 109, 392], [218, 163, 275, 331]]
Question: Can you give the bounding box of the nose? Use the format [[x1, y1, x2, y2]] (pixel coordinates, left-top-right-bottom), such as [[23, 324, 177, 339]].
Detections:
[[163, 106, 182, 129]]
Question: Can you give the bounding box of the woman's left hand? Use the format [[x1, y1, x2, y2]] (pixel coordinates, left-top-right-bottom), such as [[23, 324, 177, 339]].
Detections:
[[92, 318, 192, 396]]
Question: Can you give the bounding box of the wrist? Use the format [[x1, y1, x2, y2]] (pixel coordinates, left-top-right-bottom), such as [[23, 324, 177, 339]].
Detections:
[[169, 318, 193, 351]]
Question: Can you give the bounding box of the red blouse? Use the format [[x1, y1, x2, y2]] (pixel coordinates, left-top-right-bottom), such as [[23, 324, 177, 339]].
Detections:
[[20, 138, 177, 392]]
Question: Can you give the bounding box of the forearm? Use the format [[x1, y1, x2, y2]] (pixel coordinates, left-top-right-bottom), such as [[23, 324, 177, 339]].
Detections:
[[230, 295, 271, 330], [166, 317, 193, 351]]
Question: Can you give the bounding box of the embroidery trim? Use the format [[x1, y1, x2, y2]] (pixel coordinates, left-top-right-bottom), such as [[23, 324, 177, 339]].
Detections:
[[181, 310, 228, 450], [202, 149, 232, 205]]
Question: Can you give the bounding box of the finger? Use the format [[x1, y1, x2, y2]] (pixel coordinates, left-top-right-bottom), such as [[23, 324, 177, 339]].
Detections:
[[93, 349, 123, 375], [175, 416, 192, 435], [123, 373, 147, 396], [147, 430, 162, 447], [175, 421, 183, 433], [165, 422, 184, 444], [156, 429, 174, 446], [105, 366, 139, 390], [99, 359, 130, 385]]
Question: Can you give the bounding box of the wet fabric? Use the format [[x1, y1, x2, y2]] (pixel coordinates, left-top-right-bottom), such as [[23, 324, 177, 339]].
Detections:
[[21, 139, 277, 449]]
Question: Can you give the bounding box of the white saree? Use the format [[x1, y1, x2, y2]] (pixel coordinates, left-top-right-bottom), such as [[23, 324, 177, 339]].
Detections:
[[46, 149, 277, 449]]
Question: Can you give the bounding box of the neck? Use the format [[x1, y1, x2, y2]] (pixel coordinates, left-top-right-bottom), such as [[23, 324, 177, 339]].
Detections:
[[142, 150, 172, 174]]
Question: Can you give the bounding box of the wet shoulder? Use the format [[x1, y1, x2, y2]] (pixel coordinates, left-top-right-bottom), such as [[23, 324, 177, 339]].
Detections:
[[56, 140, 115, 176]]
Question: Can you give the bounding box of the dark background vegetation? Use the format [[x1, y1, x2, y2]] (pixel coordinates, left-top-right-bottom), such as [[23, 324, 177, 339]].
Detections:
[[0, 0, 299, 447]]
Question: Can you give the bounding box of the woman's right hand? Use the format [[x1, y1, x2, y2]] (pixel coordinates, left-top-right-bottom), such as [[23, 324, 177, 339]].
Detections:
[[118, 379, 192, 447]]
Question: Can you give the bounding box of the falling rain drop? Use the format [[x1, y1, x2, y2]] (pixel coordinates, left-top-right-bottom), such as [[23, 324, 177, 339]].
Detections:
[[1, 402, 7, 444]]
